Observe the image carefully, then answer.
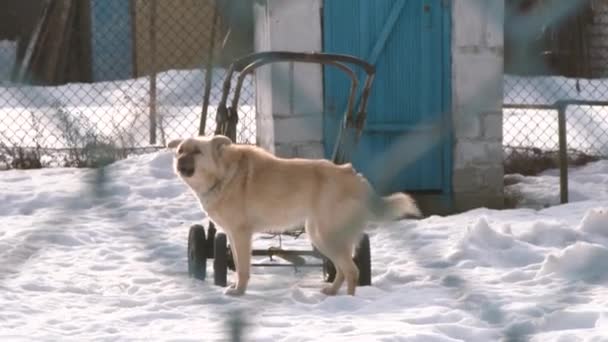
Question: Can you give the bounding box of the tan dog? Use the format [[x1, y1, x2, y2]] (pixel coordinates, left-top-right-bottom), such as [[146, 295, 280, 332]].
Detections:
[[168, 135, 421, 296]]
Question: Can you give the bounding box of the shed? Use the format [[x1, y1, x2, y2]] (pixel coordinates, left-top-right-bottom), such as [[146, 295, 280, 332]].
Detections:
[[253, 0, 505, 214]]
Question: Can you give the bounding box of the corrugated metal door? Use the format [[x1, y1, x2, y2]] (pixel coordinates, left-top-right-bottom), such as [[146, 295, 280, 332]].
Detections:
[[323, 0, 451, 194]]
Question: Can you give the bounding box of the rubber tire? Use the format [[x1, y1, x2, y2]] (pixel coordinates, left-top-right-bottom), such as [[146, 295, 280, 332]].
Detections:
[[323, 258, 337, 283], [213, 233, 228, 287], [188, 225, 207, 281], [315, 245, 336, 283], [227, 247, 236, 272], [354, 234, 372, 286], [205, 222, 216, 259]]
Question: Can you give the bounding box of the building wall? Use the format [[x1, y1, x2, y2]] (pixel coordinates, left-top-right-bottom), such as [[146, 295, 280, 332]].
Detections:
[[589, 0, 608, 77], [253, 0, 505, 212], [253, 0, 324, 158], [451, 0, 505, 210]]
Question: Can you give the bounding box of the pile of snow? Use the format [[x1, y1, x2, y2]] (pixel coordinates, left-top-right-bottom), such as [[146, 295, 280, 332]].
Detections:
[[1, 151, 608, 340], [577, 208, 608, 238], [505, 159, 608, 209], [447, 217, 544, 268], [537, 242, 608, 283]]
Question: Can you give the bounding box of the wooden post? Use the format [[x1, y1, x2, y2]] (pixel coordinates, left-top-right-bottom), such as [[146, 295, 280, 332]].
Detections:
[[148, 0, 158, 145], [199, 0, 219, 136]]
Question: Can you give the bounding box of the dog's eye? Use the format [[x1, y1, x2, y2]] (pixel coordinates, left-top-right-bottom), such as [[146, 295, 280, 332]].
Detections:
[[192, 148, 202, 155], [177, 147, 184, 154]]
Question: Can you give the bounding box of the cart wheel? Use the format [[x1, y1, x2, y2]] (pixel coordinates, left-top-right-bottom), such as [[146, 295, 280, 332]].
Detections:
[[354, 234, 371, 286], [323, 257, 336, 283], [314, 246, 335, 283], [188, 224, 207, 280], [205, 222, 217, 259], [213, 233, 228, 287], [227, 247, 236, 272]]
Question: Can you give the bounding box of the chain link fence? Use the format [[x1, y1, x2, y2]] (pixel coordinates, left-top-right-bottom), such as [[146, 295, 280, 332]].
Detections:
[[503, 0, 608, 175], [0, 0, 255, 170]]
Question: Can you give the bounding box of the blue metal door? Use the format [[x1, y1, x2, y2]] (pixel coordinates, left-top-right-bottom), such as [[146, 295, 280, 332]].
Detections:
[[323, 0, 451, 194]]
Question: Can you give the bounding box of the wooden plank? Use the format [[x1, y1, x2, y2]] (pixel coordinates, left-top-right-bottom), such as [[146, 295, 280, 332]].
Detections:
[[54, 1, 77, 83], [366, 0, 406, 65], [41, 0, 74, 84], [77, 0, 93, 82], [16, 0, 51, 83]]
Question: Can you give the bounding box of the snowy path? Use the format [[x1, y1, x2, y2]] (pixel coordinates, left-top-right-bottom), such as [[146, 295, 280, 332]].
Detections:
[[1, 152, 608, 341]]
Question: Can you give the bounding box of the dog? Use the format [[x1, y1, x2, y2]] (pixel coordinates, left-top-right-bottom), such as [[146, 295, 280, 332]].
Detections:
[[168, 135, 421, 296]]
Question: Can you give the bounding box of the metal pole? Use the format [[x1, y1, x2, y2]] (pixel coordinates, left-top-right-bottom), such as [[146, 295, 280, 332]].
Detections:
[[148, 0, 157, 145], [557, 103, 568, 204]]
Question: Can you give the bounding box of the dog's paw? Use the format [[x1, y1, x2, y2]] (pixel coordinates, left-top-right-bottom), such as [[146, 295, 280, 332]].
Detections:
[[320, 286, 338, 296], [224, 286, 245, 296]]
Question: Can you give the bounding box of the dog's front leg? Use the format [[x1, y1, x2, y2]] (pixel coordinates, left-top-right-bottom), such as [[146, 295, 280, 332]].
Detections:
[[224, 229, 252, 296]]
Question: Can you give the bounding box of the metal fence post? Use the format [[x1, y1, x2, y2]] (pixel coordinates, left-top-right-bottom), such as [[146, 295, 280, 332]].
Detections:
[[148, 0, 158, 145], [557, 102, 568, 204]]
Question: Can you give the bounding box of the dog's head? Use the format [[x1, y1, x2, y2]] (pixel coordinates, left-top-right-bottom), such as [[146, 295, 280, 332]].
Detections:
[[167, 135, 232, 191]]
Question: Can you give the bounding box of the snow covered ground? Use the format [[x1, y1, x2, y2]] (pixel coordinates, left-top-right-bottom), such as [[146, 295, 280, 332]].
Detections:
[[1, 150, 607, 341]]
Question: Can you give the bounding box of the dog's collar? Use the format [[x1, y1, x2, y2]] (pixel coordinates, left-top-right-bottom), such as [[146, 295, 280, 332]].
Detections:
[[198, 154, 244, 201], [199, 179, 222, 198]]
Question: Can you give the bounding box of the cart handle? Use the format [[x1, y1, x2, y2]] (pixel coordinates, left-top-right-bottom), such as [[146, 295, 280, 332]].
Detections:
[[232, 59, 359, 123], [231, 51, 375, 75], [218, 51, 375, 121], [214, 51, 376, 143]]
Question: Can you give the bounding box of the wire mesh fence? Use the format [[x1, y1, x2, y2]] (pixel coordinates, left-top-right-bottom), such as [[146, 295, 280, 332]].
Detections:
[[503, 0, 608, 175], [0, 0, 256, 170]]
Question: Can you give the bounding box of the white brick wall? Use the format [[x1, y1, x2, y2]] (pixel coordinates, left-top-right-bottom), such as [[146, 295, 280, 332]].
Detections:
[[253, 0, 323, 158], [589, 0, 608, 76], [452, 0, 505, 205]]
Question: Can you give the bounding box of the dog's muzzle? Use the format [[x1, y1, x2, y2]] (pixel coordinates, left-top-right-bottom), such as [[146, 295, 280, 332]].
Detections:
[[177, 155, 195, 177]]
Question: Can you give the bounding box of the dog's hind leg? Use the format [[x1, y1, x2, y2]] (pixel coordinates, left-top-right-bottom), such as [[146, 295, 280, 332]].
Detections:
[[320, 216, 364, 296], [306, 219, 341, 295], [319, 238, 359, 296], [336, 250, 359, 295], [322, 267, 344, 296], [224, 228, 252, 296], [315, 239, 358, 296]]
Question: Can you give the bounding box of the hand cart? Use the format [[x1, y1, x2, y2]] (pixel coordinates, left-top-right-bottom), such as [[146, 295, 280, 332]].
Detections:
[[186, 51, 376, 287]]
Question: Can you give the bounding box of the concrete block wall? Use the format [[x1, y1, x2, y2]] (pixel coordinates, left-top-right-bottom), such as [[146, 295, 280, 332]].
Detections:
[[451, 0, 505, 210], [589, 0, 608, 77], [252, 0, 324, 159]]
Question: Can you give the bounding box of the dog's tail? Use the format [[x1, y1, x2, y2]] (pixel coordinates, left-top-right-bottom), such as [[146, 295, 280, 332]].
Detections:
[[370, 192, 422, 221]]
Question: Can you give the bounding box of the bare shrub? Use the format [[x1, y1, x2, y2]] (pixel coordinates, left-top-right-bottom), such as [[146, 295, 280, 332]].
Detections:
[[504, 146, 599, 176], [0, 112, 44, 170], [52, 104, 122, 168]]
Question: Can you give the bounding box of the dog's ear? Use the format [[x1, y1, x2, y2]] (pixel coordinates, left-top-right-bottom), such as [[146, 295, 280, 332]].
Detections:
[[167, 139, 183, 149], [211, 135, 232, 159]]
